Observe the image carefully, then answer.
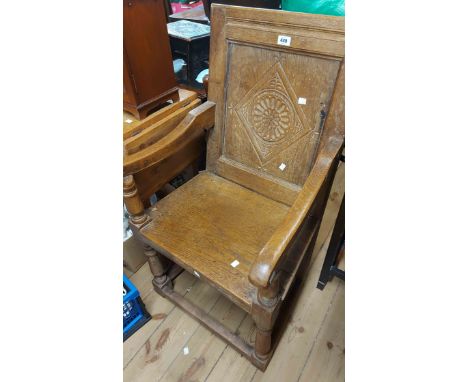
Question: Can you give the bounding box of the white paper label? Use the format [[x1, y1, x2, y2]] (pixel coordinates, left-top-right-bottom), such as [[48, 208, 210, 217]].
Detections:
[[193, 270, 200, 278], [230, 260, 240, 268], [298, 97, 307, 105], [183, 346, 189, 355], [279, 163, 287, 171], [125, 118, 133, 124], [277, 35, 291, 46]]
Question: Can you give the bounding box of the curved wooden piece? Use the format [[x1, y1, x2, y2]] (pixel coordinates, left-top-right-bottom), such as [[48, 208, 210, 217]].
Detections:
[[123, 101, 216, 176], [123, 89, 199, 140], [249, 136, 344, 288], [124, 98, 201, 155]]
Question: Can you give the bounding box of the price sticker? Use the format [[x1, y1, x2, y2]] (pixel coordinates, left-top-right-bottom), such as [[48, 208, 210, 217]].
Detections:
[[277, 35, 291, 46]]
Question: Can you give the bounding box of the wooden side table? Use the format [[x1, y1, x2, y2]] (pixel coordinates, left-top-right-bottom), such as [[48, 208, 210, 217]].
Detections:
[[167, 20, 210, 89]]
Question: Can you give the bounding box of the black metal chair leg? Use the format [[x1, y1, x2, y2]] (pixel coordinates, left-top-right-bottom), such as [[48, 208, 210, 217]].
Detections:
[[317, 195, 345, 290]]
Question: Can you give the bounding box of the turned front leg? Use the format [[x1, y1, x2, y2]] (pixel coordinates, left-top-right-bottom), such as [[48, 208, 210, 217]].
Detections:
[[144, 245, 173, 290], [253, 274, 280, 360]]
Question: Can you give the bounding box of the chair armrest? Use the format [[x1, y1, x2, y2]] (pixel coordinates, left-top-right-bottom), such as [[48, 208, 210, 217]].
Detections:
[[249, 136, 344, 288], [123, 101, 215, 176]]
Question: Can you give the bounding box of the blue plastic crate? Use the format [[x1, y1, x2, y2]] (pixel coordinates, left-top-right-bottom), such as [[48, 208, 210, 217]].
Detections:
[[123, 274, 151, 341]]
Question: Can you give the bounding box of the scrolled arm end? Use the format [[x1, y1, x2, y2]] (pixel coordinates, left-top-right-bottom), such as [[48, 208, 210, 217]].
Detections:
[[249, 259, 273, 289]]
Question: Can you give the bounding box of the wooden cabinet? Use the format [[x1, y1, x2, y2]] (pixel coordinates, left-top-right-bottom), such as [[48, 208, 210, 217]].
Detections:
[[123, 0, 179, 120]]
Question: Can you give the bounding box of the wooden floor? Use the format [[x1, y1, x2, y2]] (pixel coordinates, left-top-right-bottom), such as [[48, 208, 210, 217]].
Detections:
[[123, 163, 345, 382]]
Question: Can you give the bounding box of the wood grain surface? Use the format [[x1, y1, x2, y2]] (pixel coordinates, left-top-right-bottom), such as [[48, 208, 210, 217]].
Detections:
[[141, 171, 290, 311]]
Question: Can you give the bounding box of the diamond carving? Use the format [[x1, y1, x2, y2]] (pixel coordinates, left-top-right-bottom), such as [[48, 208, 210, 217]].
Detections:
[[234, 62, 310, 164]]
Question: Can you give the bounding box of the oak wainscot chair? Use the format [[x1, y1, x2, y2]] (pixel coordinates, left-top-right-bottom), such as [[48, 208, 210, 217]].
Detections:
[[123, 5, 344, 370]]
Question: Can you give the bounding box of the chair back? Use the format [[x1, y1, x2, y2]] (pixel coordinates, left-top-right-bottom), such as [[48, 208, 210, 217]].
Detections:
[[206, 5, 344, 205]]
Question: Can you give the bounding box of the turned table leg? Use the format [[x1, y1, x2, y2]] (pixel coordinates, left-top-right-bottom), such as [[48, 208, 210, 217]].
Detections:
[[123, 175, 149, 227]]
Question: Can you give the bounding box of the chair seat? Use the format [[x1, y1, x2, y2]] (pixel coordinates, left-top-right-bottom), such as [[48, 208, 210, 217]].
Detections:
[[141, 171, 290, 312]]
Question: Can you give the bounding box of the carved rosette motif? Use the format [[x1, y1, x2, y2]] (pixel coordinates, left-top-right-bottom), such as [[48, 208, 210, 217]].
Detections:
[[235, 62, 310, 164], [252, 90, 293, 142]]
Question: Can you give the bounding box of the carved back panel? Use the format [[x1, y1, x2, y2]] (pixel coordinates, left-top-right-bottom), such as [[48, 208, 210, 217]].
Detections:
[[207, 5, 345, 205]]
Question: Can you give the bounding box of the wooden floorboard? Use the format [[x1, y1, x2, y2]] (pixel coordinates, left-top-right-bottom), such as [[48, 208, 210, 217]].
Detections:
[[129, 262, 157, 300], [124, 266, 134, 279], [298, 282, 345, 382], [160, 296, 247, 381], [123, 271, 197, 368], [123, 163, 344, 381], [124, 280, 220, 381]]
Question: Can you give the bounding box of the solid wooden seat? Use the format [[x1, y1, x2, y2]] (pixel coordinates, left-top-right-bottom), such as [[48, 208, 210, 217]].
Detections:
[[140, 171, 290, 311]]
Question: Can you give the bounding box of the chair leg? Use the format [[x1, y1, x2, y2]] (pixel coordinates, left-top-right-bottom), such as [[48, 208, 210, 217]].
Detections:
[[255, 327, 272, 359], [143, 244, 173, 290], [252, 276, 280, 360]]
